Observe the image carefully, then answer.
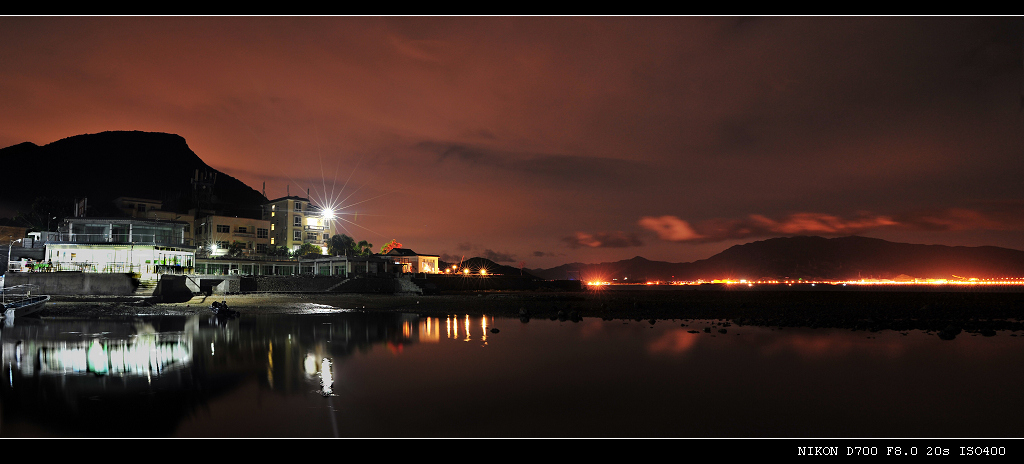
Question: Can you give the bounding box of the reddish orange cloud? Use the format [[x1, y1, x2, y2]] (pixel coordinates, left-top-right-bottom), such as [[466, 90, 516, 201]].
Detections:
[[640, 208, 1024, 243]]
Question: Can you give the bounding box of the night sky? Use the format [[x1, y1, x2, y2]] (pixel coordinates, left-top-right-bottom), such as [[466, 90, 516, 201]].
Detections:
[[2, 16, 1023, 268]]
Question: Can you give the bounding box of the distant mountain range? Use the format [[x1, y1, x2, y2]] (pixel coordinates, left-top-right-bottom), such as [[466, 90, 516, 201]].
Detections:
[[0, 131, 267, 220], [529, 236, 1024, 281]]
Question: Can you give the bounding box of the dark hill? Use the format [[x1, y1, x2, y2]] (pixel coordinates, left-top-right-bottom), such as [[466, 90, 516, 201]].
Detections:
[[0, 131, 267, 219], [532, 236, 1024, 281], [440, 257, 538, 279]]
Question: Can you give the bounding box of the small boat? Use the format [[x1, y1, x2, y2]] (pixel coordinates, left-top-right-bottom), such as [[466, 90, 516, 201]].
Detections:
[[2, 294, 50, 319]]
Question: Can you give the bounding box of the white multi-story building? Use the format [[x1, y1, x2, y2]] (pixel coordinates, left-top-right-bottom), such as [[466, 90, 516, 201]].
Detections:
[[47, 217, 195, 280], [262, 196, 331, 253], [194, 214, 272, 258]]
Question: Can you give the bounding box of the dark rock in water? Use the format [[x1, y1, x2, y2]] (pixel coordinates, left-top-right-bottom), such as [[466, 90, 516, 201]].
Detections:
[[490, 328, 500, 333], [648, 319, 657, 325], [687, 330, 699, 334], [718, 328, 728, 334], [520, 316, 530, 323], [981, 329, 997, 337], [703, 327, 711, 333], [210, 300, 239, 317]]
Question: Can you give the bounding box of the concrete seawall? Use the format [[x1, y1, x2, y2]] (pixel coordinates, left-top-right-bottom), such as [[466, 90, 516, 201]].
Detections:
[[4, 272, 138, 295], [4, 272, 582, 297], [417, 274, 582, 292]]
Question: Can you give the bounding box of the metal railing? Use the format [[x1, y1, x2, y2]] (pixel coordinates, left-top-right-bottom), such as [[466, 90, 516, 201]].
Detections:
[[50, 233, 192, 247], [9, 261, 193, 274]]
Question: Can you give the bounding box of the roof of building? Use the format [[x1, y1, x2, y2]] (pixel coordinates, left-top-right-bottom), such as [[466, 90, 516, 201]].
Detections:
[[113, 196, 163, 203], [385, 248, 439, 257], [265, 196, 310, 204], [65, 217, 191, 225]]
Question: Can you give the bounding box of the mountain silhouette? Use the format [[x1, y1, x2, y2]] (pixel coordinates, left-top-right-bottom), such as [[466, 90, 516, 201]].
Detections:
[[0, 131, 267, 220], [532, 236, 1024, 281]]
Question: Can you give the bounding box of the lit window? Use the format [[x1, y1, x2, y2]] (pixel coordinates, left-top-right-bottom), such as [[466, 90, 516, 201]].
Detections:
[[216, 225, 229, 233]]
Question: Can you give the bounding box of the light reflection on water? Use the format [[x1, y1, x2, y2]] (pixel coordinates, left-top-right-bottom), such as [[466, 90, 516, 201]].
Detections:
[[1, 312, 1022, 438]]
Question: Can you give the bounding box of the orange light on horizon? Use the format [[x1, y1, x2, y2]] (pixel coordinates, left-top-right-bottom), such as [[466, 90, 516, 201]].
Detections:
[[582, 277, 1024, 286]]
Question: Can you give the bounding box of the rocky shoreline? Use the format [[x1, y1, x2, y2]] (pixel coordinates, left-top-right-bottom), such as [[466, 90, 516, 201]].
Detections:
[[37, 288, 1024, 336]]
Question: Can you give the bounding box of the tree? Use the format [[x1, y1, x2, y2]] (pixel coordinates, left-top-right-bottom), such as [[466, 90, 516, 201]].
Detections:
[[266, 245, 291, 258], [296, 242, 322, 257], [12, 196, 75, 232], [329, 234, 355, 257], [380, 239, 402, 254], [227, 241, 247, 257], [355, 240, 374, 256]]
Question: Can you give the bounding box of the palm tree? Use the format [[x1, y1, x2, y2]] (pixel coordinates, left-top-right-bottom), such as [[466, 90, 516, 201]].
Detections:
[[355, 240, 374, 256]]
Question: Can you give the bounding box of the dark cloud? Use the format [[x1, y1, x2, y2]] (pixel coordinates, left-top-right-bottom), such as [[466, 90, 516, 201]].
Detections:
[[482, 249, 516, 263], [563, 231, 644, 249]]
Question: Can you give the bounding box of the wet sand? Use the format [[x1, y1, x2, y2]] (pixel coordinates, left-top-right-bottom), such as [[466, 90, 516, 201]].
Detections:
[[39, 288, 1024, 334]]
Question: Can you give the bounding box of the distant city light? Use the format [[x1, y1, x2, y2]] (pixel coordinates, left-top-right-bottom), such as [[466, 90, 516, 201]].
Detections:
[[582, 277, 1024, 287]]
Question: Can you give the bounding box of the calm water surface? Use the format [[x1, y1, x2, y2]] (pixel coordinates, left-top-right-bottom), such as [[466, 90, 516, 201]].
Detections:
[[1, 309, 1021, 438]]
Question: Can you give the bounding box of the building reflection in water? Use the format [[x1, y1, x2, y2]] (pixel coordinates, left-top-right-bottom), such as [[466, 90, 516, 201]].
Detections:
[[0, 310, 441, 437]]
